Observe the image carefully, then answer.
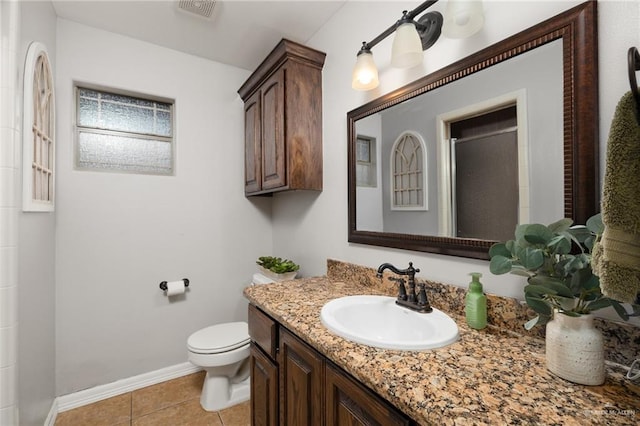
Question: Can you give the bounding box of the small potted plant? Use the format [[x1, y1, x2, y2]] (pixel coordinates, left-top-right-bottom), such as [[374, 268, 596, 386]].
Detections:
[[256, 256, 300, 282], [489, 214, 638, 385]]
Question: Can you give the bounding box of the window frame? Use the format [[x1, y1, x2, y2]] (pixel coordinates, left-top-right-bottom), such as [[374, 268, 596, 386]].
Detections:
[[23, 42, 55, 212], [355, 134, 377, 188], [73, 83, 175, 176]]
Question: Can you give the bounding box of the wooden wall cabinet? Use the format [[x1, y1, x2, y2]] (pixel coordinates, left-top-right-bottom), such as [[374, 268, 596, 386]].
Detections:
[[248, 304, 415, 426], [238, 39, 326, 196]]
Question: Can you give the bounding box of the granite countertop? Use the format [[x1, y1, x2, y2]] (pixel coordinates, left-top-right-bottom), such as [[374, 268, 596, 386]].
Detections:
[[244, 276, 640, 426]]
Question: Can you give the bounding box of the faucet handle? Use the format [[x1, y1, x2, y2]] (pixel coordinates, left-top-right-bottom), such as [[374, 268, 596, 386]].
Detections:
[[389, 277, 408, 301], [416, 283, 432, 312]]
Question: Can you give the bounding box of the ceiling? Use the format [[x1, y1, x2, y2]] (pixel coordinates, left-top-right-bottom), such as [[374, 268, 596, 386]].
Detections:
[[51, 0, 347, 71]]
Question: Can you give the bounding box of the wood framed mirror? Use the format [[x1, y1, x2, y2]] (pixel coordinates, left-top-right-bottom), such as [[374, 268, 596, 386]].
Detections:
[[347, 1, 598, 260]]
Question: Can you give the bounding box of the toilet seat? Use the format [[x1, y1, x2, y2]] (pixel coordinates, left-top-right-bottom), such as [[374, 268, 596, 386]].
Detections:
[[188, 322, 250, 354]]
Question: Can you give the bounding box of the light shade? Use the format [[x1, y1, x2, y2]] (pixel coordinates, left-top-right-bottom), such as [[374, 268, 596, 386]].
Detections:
[[442, 0, 484, 39], [352, 51, 379, 90], [391, 22, 424, 68]]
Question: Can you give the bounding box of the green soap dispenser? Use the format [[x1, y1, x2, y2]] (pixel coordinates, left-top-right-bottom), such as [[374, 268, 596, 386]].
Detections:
[[465, 272, 487, 329]]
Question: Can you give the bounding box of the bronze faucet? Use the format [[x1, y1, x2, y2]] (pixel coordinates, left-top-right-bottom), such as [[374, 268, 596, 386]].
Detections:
[[377, 262, 432, 313]]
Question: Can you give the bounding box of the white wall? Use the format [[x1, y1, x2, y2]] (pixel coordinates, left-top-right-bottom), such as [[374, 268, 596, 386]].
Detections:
[[54, 19, 273, 395], [272, 0, 640, 302], [0, 2, 21, 424], [355, 114, 383, 231], [18, 2, 57, 424]]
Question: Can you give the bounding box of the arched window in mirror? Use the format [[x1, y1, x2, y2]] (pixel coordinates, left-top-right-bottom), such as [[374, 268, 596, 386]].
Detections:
[[23, 42, 55, 212], [390, 131, 427, 211]]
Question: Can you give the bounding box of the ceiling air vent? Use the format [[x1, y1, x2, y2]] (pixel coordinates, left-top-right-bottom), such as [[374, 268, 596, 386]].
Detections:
[[177, 0, 216, 19]]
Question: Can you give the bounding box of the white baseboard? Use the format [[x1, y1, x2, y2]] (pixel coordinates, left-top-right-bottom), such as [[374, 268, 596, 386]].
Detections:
[[56, 362, 202, 413], [44, 399, 57, 426]]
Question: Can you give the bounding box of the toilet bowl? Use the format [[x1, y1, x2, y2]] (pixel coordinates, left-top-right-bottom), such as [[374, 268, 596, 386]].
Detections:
[[187, 321, 251, 411], [188, 273, 275, 411]]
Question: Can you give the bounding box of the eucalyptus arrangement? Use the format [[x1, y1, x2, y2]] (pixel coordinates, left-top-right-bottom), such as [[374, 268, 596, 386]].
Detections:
[[489, 214, 638, 330]]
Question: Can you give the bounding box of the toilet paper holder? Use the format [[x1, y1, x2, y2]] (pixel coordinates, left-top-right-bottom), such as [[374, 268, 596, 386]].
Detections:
[[159, 278, 190, 291]]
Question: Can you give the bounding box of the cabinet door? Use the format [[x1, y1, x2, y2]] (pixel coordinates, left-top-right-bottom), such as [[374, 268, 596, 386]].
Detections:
[[261, 69, 286, 190], [244, 91, 261, 194], [251, 343, 278, 426], [325, 362, 413, 426], [279, 328, 324, 426]]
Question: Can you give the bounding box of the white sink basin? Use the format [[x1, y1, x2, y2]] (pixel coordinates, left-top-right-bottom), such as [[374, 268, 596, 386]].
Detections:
[[320, 295, 459, 351]]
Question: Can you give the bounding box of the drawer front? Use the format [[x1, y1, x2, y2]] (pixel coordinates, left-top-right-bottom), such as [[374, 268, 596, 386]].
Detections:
[[248, 304, 278, 359]]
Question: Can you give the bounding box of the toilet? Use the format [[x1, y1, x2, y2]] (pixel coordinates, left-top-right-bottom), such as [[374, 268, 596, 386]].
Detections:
[[187, 273, 274, 411], [187, 321, 251, 411]]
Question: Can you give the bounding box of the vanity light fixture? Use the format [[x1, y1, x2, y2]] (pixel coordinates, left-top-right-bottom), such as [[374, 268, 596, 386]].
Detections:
[[351, 0, 484, 91]]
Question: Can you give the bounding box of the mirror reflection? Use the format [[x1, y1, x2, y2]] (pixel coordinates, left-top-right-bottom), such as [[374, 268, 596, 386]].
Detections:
[[355, 40, 563, 241], [347, 1, 598, 260]]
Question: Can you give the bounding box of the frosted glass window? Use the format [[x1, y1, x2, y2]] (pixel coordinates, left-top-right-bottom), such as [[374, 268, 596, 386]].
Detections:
[[391, 131, 427, 210], [23, 42, 55, 212], [75, 86, 174, 175]]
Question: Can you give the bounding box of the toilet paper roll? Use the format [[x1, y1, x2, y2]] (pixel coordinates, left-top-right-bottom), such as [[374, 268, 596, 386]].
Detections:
[[165, 280, 186, 296]]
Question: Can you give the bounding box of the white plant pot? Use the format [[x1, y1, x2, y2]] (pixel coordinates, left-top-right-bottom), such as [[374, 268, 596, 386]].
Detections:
[[545, 312, 605, 385], [258, 266, 298, 282]]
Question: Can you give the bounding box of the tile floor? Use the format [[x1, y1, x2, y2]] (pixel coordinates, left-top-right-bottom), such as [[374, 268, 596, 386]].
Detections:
[[55, 371, 250, 426]]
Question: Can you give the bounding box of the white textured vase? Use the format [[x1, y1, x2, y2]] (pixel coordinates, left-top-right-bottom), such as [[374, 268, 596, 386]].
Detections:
[[545, 313, 605, 385]]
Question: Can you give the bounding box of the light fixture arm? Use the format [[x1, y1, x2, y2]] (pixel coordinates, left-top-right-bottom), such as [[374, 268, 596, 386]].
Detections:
[[358, 0, 439, 52]]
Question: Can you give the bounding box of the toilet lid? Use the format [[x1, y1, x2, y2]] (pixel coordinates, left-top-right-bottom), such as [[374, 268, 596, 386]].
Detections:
[[188, 322, 250, 354]]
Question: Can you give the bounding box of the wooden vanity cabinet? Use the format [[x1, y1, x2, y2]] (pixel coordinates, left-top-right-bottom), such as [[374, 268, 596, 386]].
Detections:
[[279, 328, 324, 425], [248, 304, 279, 426], [248, 304, 416, 426], [250, 344, 279, 426], [325, 362, 413, 426], [238, 39, 326, 196]]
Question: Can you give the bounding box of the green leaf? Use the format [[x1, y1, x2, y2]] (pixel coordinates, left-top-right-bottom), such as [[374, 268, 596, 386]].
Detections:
[[515, 224, 529, 243], [561, 310, 581, 317], [523, 224, 554, 245], [585, 297, 613, 312], [568, 225, 591, 244], [557, 296, 578, 311], [560, 230, 584, 251], [584, 235, 596, 251], [564, 256, 586, 274], [525, 314, 551, 330], [489, 243, 512, 259], [586, 213, 604, 235], [510, 268, 533, 278], [528, 276, 574, 298], [548, 218, 573, 233], [524, 316, 540, 330], [610, 299, 630, 321], [524, 294, 553, 316], [489, 255, 513, 275], [569, 268, 598, 295], [525, 283, 557, 297], [521, 248, 544, 269], [548, 235, 571, 255], [581, 271, 600, 291]]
